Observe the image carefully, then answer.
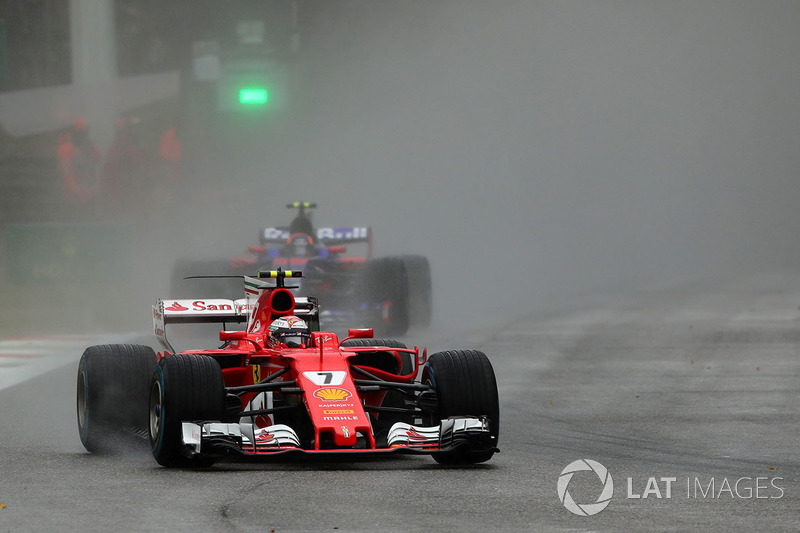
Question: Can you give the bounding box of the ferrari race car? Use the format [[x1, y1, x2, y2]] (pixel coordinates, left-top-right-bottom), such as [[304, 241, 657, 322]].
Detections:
[[76, 270, 499, 467], [170, 202, 432, 336]]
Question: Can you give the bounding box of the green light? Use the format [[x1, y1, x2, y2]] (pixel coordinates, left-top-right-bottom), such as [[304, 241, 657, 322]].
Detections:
[[239, 87, 268, 105]]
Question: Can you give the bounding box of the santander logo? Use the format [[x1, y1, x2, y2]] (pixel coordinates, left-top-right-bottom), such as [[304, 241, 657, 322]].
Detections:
[[165, 302, 189, 312], [163, 300, 235, 312]]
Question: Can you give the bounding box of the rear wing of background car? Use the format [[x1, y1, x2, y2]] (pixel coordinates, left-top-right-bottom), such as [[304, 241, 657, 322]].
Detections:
[[260, 226, 373, 252], [153, 292, 318, 353]]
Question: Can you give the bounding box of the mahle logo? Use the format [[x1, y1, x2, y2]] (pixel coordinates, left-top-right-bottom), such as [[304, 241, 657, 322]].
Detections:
[[558, 459, 614, 516]]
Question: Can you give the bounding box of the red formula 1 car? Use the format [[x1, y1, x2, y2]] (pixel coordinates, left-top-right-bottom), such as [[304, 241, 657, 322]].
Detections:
[[76, 270, 498, 467]]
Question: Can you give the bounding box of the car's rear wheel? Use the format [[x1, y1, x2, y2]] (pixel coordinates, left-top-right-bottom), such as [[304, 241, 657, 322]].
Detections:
[[422, 350, 499, 464], [363, 257, 410, 336], [77, 344, 157, 453], [149, 354, 225, 468], [398, 255, 432, 330]]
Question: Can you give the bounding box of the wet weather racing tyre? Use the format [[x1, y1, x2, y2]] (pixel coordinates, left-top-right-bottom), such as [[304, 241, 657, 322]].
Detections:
[[77, 344, 157, 453], [364, 257, 410, 336], [149, 354, 225, 468], [422, 350, 500, 464]]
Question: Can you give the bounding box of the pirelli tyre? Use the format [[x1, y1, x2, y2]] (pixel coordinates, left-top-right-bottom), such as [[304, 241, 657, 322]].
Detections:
[[362, 256, 432, 336], [77, 344, 157, 453], [149, 354, 225, 468], [422, 350, 500, 464], [363, 257, 410, 336]]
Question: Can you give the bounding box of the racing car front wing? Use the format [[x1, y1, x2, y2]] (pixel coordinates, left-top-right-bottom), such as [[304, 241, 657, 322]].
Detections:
[[180, 416, 496, 459]]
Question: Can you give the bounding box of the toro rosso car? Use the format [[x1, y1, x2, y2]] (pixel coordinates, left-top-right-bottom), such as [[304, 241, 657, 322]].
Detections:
[[76, 270, 498, 467], [170, 202, 432, 336]]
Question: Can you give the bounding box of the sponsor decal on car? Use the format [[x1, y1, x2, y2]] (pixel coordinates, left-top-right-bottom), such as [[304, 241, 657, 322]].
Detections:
[[313, 387, 352, 401], [165, 301, 189, 312], [317, 227, 369, 240], [262, 227, 290, 241], [406, 429, 428, 441], [192, 301, 233, 311], [317, 334, 335, 345], [164, 300, 236, 313]]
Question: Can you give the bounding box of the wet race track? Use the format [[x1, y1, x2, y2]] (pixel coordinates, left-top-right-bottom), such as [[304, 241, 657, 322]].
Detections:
[[0, 270, 798, 531]]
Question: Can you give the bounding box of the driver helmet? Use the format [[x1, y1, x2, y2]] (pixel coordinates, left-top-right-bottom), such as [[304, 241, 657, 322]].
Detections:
[[268, 315, 311, 348]]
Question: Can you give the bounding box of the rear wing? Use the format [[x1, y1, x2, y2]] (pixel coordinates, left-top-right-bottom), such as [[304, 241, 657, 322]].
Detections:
[[316, 227, 372, 246], [153, 293, 318, 353], [260, 226, 372, 245], [260, 227, 290, 244], [152, 298, 247, 353]]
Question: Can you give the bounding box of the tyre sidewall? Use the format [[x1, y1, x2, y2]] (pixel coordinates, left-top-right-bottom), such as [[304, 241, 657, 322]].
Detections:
[[77, 344, 156, 454]]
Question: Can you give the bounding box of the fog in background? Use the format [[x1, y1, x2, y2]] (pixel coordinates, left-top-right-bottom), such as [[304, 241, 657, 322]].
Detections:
[[8, 1, 800, 335], [169, 0, 800, 327]]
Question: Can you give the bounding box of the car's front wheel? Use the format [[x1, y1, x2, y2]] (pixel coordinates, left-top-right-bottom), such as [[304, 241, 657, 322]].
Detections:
[[77, 344, 156, 453], [149, 354, 225, 468], [422, 349, 499, 464]]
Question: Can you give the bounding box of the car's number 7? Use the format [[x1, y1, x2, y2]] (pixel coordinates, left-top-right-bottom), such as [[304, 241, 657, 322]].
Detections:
[[303, 371, 347, 386]]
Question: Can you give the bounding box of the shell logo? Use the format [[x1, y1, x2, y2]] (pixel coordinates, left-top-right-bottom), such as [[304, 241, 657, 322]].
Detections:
[[313, 388, 352, 401]]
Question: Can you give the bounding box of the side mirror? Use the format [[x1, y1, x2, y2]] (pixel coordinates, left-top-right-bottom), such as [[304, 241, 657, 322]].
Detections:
[[220, 330, 247, 342], [220, 330, 262, 350], [347, 328, 374, 339]]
